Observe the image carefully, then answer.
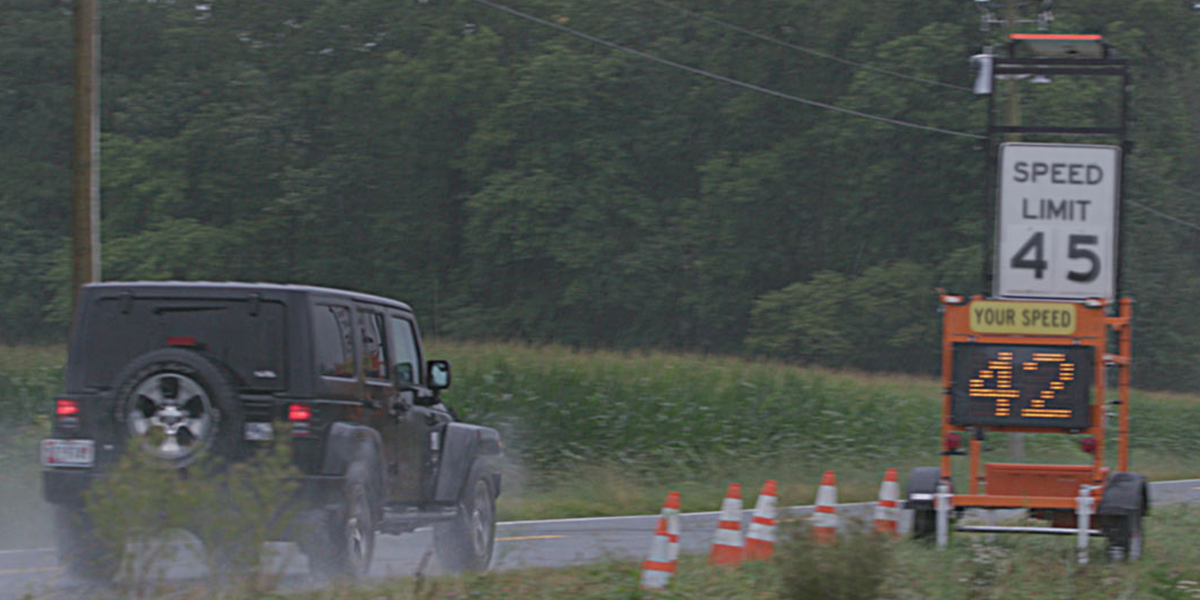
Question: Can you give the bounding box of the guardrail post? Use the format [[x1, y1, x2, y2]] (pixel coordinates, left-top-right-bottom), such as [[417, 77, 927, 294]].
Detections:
[[1076, 484, 1097, 564], [936, 481, 951, 550]]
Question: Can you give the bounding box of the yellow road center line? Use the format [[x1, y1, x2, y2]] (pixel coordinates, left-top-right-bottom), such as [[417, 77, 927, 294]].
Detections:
[[497, 534, 565, 542], [0, 566, 62, 576]]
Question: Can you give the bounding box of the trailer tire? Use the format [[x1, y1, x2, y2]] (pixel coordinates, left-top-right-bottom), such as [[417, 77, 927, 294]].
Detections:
[[912, 508, 937, 540], [1106, 510, 1143, 561]]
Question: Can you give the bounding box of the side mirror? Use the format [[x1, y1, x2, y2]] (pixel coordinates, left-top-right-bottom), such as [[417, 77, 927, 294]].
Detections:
[[428, 360, 451, 390]]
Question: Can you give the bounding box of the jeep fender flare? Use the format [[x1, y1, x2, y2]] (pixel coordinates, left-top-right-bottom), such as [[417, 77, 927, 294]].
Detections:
[[1098, 472, 1149, 517], [321, 422, 386, 509], [434, 423, 503, 504]]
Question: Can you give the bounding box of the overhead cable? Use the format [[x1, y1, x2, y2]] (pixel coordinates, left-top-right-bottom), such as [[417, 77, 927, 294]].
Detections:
[[468, 0, 987, 140], [1128, 199, 1200, 233], [1165, 181, 1200, 200], [648, 0, 972, 92]]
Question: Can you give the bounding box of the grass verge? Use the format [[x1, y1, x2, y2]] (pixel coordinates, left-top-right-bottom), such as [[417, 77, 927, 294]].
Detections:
[[85, 503, 1200, 599], [3, 340, 1200, 525]]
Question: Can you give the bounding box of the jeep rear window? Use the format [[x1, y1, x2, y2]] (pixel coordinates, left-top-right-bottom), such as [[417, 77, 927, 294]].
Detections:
[[78, 297, 287, 391]]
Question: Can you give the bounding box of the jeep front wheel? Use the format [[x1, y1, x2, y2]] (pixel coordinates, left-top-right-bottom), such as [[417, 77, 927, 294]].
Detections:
[[434, 474, 496, 572]]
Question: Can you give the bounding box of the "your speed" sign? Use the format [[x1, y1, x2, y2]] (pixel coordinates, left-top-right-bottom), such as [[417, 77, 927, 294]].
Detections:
[[995, 143, 1121, 301]]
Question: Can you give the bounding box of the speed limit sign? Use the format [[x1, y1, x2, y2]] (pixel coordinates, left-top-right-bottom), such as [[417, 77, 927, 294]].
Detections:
[[995, 143, 1121, 301]]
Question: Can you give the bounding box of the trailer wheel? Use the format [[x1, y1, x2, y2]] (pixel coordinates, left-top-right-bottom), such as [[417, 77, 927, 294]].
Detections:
[[912, 508, 937, 540], [1106, 511, 1143, 561]]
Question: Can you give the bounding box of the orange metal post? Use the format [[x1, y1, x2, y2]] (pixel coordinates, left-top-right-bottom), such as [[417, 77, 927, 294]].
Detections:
[[1092, 341, 1106, 484], [969, 437, 982, 495], [1118, 299, 1133, 472]]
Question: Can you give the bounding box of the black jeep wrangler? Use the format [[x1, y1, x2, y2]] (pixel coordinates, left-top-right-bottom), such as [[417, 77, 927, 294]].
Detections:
[[42, 282, 502, 579]]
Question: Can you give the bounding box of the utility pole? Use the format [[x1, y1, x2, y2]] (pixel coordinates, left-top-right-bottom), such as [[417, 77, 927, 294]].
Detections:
[[1002, 0, 1024, 462], [71, 0, 100, 312], [977, 0, 1054, 461], [1003, 0, 1022, 144]]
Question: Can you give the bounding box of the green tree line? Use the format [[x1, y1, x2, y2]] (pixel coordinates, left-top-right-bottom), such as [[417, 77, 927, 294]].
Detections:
[[2, 0, 1198, 388]]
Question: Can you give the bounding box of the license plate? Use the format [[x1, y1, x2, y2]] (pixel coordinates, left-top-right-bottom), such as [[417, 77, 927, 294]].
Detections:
[[41, 439, 95, 468]]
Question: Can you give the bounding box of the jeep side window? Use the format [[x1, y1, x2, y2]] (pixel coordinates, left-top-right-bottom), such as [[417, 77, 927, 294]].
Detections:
[[360, 311, 388, 380], [387, 316, 420, 386], [314, 304, 355, 378]]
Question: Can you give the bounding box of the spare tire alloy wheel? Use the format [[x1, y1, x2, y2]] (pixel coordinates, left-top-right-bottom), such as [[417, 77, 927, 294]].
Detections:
[[114, 349, 238, 467], [127, 372, 216, 462]]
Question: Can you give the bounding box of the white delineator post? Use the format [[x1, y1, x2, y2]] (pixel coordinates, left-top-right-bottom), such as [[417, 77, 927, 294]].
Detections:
[[1076, 484, 1097, 565], [935, 480, 951, 550]]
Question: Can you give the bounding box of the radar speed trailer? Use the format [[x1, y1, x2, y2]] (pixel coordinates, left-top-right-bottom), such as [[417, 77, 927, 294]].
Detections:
[[905, 294, 1144, 559]]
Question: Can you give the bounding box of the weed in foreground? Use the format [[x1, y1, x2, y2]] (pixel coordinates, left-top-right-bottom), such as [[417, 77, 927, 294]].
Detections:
[[775, 523, 893, 600], [83, 431, 301, 596]]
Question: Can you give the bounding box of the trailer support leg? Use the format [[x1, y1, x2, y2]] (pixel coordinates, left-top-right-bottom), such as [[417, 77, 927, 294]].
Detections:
[[1076, 484, 1096, 564], [936, 481, 951, 550]]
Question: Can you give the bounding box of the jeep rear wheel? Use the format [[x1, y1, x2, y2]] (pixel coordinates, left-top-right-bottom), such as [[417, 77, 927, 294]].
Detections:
[[113, 348, 242, 466], [305, 465, 376, 581], [434, 474, 496, 572]]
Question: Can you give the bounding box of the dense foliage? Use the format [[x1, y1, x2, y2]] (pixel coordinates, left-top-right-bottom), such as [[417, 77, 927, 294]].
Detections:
[[2, 0, 1198, 388]]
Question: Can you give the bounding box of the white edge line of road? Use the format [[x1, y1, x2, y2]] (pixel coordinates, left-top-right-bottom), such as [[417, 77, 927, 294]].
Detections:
[[498, 501, 878, 527], [4, 479, 1196, 555]]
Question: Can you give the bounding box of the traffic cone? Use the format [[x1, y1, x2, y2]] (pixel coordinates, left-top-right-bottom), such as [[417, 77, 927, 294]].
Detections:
[[640, 517, 673, 590], [813, 470, 838, 544], [708, 482, 744, 565], [744, 480, 778, 560], [874, 468, 900, 538], [659, 491, 682, 570]]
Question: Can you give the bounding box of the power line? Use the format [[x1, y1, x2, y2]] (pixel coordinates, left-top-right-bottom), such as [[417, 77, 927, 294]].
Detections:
[[647, 0, 973, 92], [468, 0, 987, 140], [1128, 199, 1200, 233], [1165, 181, 1200, 200]]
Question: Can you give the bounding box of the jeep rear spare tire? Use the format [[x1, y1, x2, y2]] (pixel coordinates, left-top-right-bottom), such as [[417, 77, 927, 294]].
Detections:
[[113, 348, 242, 466]]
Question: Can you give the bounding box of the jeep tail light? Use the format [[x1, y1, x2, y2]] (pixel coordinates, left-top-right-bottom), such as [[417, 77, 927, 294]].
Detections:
[[56, 399, 80, 416], [55, 398, 81, 429], [288, 403, 312, 436], [167, 336, 198, 347]]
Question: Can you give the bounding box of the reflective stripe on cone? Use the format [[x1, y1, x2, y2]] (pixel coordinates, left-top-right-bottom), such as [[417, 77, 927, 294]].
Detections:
[[640, 517, 673, 590], [874, 468, 900, 538], [813, 470, 838, 544], [660, 491, 682, 570], [745, 479, 778, 560], [708, 483, 744, 565]]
